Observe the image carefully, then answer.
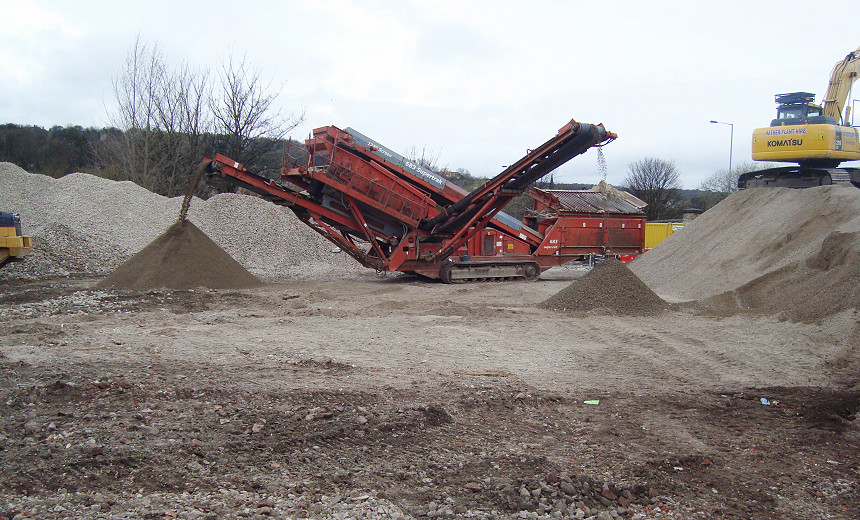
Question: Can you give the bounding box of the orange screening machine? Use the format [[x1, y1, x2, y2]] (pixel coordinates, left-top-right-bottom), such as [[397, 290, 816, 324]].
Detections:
[[205, 120, 645, 282]]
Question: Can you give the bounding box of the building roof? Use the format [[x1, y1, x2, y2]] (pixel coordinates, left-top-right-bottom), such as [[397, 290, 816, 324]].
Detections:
[[538, 188, 645, 215]]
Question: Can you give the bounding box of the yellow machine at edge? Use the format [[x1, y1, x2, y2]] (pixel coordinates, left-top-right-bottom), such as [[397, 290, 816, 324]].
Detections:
[[741, 46, 860, 188], [1, 212, 32, 267]]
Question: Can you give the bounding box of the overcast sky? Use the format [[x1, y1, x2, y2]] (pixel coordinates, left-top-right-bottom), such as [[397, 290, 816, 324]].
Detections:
[[2, 0, 859, 188]]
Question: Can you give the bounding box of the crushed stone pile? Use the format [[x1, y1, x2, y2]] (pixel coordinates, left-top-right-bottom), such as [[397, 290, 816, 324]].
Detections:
[[630, 184, 860, 322], [0, 162, 364, 281], [95, 220, 263, 290], [539, 257, 669, 315]]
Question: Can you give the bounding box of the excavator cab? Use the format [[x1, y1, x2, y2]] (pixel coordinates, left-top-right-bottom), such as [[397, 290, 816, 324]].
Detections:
[[771, 92, 835, 126]]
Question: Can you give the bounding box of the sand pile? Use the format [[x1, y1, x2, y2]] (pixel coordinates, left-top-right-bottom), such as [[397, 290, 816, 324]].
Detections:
[[0, 162, 364, 281], [630, 184, 860, 322], [96, 220, 262, 290], [694, 225, 860, 323], [539, 258, 669, 315]]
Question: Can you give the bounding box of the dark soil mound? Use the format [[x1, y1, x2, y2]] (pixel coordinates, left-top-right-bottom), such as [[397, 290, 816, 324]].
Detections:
[[96, 220, 262, 290], [539, 258, 668, 315]]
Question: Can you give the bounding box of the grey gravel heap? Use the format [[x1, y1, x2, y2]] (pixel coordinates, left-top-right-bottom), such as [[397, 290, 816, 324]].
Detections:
[[0, 163, 364, 281]]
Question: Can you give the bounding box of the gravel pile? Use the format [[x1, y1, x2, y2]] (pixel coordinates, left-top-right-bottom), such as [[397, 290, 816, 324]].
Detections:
[[0, 163, 364, 281], [539, 258, 669, 315], [695, 226, 860, 323], [23, 224, 130, 278]]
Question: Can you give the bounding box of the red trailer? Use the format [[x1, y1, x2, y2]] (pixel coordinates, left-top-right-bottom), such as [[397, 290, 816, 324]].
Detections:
[[204, 119, 645, 282], [527, 187, 646, 259]]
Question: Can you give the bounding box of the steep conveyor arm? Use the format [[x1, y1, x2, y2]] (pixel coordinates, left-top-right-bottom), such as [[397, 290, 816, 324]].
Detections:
[[419, 121, 614, 234], [417, 121, 614, 262]]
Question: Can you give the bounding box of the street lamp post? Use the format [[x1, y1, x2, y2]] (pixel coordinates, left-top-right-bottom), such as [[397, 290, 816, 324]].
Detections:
[[710, 120, 733, 174]]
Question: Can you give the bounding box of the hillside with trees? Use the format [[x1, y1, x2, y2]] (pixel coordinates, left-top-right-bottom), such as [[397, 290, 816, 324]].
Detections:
[[0, 121, 736, 221], [0, 124, 101, 178]]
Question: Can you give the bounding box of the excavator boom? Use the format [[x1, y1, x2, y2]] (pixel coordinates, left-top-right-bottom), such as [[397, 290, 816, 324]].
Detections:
[[823, 46, 860, 124]]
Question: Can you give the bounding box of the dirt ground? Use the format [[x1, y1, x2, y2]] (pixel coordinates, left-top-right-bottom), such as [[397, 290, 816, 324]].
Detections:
[[1, 269, 858, 519]]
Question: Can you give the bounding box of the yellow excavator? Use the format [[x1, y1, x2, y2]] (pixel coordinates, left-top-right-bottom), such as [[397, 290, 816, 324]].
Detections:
[[740, 45, 860, 188], [1, 212, 32, 268]]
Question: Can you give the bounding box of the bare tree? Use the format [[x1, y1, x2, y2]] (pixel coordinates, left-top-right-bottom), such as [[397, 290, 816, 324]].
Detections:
[[155, 62, 212, 196], [700, 166, 738, 194], [622, 157, 682, 221], [98, 35, 168, 190], [697, 161, 774, 210], [101, 40, 304, 196], [404, 145, 443, 172], [179, 65, 211, 163], [210, 52, 304, 175], [99, 36, 214, 197]]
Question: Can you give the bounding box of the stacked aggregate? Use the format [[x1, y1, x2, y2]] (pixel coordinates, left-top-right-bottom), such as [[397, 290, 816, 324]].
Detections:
[[0, 163, 364, 281], [539, 258, 669, 316], [95, 220, 263, 290]]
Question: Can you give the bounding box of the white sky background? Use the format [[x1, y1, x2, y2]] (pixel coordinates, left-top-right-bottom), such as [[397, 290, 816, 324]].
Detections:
[[2, 0, 858, 188]]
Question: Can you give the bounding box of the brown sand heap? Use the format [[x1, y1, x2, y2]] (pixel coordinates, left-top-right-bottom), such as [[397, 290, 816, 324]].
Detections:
[[96, 220, 262, 290], [630, 184, 860, 323], [539, 258, 669, 315], [695, 225, 860, 323]]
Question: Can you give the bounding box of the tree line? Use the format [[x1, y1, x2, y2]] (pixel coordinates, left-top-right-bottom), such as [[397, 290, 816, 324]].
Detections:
[[620, 157, 764, 220], [0, 123, 296, 194], [0, 121, 747, 221], [0, 124, 103, 178]]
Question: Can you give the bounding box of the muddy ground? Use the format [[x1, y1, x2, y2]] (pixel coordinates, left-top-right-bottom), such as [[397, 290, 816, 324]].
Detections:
[[0, 270, 858, 519]]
